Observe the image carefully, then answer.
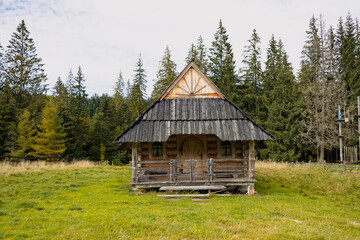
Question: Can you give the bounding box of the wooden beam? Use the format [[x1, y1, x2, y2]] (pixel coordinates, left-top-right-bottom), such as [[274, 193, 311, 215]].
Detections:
[[157, 194, 210, 198], [132, 143, 138, 183], [248, 141, 255, 195], [159, 185, 225, 191]]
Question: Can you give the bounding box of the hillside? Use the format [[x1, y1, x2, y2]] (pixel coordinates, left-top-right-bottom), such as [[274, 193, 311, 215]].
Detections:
[[0, 162, 359, 239]]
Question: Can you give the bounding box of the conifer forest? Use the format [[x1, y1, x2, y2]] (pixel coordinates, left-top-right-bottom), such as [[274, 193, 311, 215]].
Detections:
[[1, 14, 360, 164]]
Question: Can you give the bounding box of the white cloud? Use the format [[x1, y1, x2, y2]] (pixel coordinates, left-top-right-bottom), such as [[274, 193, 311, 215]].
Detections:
[[1, 0, 359, 96]]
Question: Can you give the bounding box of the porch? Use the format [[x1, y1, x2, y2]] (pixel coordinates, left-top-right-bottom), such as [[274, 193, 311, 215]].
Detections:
[[131, 157, 256, 194]]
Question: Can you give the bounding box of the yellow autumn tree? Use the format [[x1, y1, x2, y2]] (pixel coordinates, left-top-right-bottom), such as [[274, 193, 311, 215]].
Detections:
[[15, 109, 36, 156], [32, 98, 66, 156]]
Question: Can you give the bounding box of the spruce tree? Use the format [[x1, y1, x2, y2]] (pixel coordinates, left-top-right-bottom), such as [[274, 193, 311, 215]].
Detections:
[[88, 95, 117, 161], [185, 36, 209, 74], [299, 16, 347, 163], [261, 36, 302, 161], [3, 20, 47, 107], [238, 29, 263, 121], [65, 69, 75, 98], [113, 71, 131, 133], [15, 109, 36, 156], [32, 98, 66, 156], [125, 79, 131, 99], [60, 66, 89, 159], [113, 71, 125, 110], [0, 92, 16, 155], [195, 36, 209, 74], [129, 55, 147, 120], [208, 20, 237, 101], [73, 66, 88, 113], [326, 26, 338, 80], [72, 66, 89, 159], [336, 13, 360, 99], [0, 40, 4, 90], [151, 46, 177, 101], [57, 106, 75, 158], [299, 15, 321, 86], [185, 43, 197, 64], [53, 77, 68, 107]]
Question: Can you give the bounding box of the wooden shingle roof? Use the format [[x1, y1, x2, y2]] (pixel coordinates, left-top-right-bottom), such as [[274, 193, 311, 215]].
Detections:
[[113, 98, 275, 143]]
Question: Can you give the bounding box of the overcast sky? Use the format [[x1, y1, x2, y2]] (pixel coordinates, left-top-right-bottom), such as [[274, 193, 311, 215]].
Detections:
[[1, 0, 359, 96]]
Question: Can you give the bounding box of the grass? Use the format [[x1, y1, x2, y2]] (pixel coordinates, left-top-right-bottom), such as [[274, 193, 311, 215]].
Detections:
[[0, 162, 359, 239], [0, 161, 96, 176]]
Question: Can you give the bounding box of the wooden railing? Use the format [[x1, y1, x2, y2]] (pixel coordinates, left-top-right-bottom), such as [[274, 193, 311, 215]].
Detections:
[[135, 158, 250, 183]]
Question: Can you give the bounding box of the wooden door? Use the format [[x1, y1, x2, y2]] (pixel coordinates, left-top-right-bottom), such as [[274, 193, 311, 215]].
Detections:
[[178, 136, 205, 181]]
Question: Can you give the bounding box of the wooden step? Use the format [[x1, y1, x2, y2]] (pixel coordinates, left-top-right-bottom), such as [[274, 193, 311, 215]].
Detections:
[[159, 185, 226, 191], [157, 194, 210, 198]]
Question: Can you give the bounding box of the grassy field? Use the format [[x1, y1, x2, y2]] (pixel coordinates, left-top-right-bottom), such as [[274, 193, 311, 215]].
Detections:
[[0, 162, 359, 239]]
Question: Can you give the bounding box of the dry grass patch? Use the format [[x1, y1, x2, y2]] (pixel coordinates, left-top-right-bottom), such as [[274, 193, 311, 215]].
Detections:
[[0, 160, 97, 176], [256, 161, 289, 170]]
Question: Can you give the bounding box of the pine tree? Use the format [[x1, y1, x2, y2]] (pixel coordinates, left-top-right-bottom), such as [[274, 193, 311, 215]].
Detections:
[[261, 36, 302, 161], [32, 98, 66, 156], [15, 109, 36, 156], [185, 36, 209, 74], [208, 20, 237, 101], [151, 46, 177, 101], [129, 55, 147, 120], [3, 20, 47, 107], [238, 29, 263, 121]]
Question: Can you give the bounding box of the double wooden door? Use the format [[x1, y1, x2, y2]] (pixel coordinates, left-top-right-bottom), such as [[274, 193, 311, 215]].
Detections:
[[177, 136, 206, 181]]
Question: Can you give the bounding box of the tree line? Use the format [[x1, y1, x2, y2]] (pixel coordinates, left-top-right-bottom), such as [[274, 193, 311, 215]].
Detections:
[[1, 14, 359, 163]]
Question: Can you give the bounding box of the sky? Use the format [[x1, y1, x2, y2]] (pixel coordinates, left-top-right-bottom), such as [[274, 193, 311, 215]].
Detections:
[[0, 0, 359, 97]]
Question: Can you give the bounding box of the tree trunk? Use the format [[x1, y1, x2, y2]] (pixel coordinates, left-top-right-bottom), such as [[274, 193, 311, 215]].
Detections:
[[319, 145, 325, 163]]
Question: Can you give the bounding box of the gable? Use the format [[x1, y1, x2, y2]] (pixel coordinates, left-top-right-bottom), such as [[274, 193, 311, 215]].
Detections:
[[160, 62, 224, 100]]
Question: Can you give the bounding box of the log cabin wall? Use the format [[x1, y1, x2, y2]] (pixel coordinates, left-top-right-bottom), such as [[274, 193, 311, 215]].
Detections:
[[166, 136, 177, 159], [140, 136, 249, 162], [138, 135, 251, 180]]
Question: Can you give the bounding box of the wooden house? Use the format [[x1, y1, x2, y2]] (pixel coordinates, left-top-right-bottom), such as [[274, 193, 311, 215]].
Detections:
[[114, 61, 274, 194]]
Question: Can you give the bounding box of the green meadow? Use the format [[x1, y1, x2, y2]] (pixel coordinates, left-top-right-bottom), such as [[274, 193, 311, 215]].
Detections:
[[0, 162, 359, 239]]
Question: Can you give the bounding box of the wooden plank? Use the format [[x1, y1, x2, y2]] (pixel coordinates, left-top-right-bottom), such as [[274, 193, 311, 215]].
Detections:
[[140, 174, 170, 178], [213, 158, 249, 162], [132, 144, 137, 183], [157, 194, 210, 198], [138, 167, 170, 171], [138, 160, 170, 164], [214, 166, 249, 169], [159, 185, 226, 191], [248, 140, 255, 195]]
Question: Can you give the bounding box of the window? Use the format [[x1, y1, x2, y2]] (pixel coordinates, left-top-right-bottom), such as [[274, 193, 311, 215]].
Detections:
[[221, 141, 232, 156], [152, 142, 163, 157]]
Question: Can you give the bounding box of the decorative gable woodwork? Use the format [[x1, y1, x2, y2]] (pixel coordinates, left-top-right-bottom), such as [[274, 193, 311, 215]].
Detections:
[[160, 62, 224, 100]]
